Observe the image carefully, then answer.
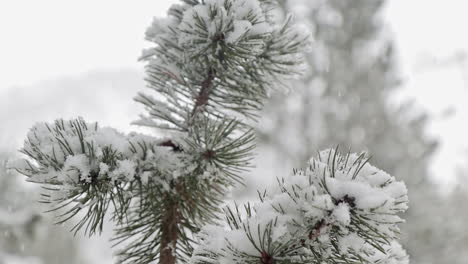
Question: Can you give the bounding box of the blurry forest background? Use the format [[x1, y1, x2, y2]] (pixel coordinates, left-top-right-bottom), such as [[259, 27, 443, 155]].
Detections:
[[1, 0, 468, 263]]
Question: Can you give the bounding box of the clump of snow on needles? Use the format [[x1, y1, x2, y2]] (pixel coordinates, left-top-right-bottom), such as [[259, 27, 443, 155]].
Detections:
[[190, 148, 409, 263]]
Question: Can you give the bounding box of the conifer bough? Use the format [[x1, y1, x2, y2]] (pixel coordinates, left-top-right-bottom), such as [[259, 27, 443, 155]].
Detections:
[[10, 0, 409, 263]]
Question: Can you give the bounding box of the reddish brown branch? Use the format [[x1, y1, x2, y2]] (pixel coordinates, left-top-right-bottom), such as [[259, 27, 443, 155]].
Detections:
[[159, 140, 183, 152], [308, 219, 330, 240], [190, 68, 216, 118], [261, 250, 274, 264], [158, 68, 216, 264], [160, 184, 183, 264]]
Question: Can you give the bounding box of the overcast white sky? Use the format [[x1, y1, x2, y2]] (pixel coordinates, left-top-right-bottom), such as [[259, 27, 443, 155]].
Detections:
[[385, 0, 468, 188], [1, 0, 468, 262], [0, 0, 174, 88]]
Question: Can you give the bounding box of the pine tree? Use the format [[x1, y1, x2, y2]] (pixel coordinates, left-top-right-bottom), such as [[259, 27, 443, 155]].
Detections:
[[10, 0, 408, 263]]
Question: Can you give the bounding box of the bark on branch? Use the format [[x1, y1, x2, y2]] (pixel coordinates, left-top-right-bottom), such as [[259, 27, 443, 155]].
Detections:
[[159, 68, 216, 264], [190, 68, 216, 119]]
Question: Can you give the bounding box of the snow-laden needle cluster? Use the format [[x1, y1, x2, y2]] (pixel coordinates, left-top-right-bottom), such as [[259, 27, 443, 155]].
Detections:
[[136, 0, 309, 127], [11, 118, 187, 234], [10, 0, 310, 263], [191, 149, 409, 263]]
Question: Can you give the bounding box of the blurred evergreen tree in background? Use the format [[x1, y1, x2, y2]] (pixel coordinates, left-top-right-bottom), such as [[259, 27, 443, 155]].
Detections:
[[0, 153, 82, 264], [258, 0, 468, 263]]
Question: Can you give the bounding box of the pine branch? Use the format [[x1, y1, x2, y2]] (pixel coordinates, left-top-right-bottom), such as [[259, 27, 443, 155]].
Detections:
[[10, 1, 310, 263], [190, 148, 409, 263], [159, 67, 217, 264], [160, 184, 182, 264], [190, 68, 216, 120]]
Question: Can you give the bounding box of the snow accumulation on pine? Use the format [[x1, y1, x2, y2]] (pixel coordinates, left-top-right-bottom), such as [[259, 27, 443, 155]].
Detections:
[[136, 0, 311, 131], [5, 0, 410, 263], [178, 0, 270, 54], [7, 118, 203, 206], [190, 149, 409, 263]]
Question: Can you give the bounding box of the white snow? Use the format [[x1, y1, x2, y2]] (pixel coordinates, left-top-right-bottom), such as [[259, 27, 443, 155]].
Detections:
[[111, 159, 136, 182], [331, 202, 350, 226], [63, 154, 90, 183], [226, 20, 252, 43], [191, 149, 409, 263]]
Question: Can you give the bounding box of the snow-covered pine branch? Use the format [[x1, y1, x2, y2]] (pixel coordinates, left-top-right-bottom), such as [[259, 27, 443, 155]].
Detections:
[[136, 0, 309, 127], [10, 0, 309, 263], [190, 149, 409, 264], [8, 1, 411, 264]]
